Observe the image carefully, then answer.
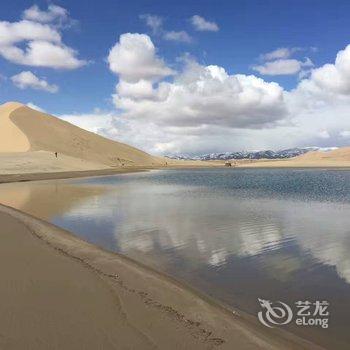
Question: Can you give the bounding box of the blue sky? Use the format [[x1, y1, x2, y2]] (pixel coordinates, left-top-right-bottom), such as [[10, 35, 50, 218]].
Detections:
[[2, 1, 350, 154]]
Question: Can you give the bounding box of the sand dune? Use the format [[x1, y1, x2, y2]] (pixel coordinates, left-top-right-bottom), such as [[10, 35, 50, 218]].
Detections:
[[295, 147, 350, 162], [239, 147, 350, 168], [0, 102, 164, 168], [0, 151, 109, 174], [0, 102, 30, 152]]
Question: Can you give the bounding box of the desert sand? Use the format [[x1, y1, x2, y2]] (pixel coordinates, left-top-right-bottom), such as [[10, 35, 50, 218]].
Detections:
[[0, 204, 324, 350], [236, 148, 350, 168], [0, 102, 219, 180], [0, 102, 164, 168]]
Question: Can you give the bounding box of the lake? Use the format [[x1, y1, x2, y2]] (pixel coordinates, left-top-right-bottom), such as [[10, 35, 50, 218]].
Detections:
[[1, 168, 349, 349]]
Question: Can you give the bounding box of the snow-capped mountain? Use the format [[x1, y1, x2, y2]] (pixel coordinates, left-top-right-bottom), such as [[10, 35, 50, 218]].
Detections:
[[166, 147, 338, 161]]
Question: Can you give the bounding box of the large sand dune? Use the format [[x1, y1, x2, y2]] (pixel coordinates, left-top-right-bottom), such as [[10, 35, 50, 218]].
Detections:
[[239, 147, 350, 168], [0, 102, 164, 169], [295, 147, 350, 162]]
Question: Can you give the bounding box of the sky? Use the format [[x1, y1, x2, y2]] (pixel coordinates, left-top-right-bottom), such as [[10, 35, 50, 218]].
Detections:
[[1, 0, 350, 155]]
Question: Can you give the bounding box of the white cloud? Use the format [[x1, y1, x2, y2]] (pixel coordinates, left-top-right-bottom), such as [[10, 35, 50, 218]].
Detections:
[[339, 130, 350, 138], [140, 14, 192, 44], [62, 34, 289, 155], [0, 40, 85, 69], [11, 71, 58, 93], [0, 6, 85, 69], [26, 102, 45, 112], [163, 31, 192, 43], [255, 47, 314, 76], [0, 20, 61, 46], [340, 130, 350, 138], [261, 47, 301, 61], [253, 58, 313, 75], [290, 44, 350, 108], [109, 36, 287, 130], [306, 45, 350, 95], [116, 80, 161, 100], [139, 14, 163, 34], [108, 33, 174, 82], [191, 15, 219, 32], [60, 110, 115, 135], [60, 38, 350, 156], [113, 64, 286, 128], [22, 4, 68, 24], [109, 41, 350, 154], [318, 129, 331, 139]]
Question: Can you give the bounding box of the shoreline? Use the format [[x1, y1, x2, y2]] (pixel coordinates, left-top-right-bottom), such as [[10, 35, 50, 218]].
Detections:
[[0, 162, 226, 184], [1, 163, 350, 184], [0, 167, 149, 184], [0, 203, 324, 349]]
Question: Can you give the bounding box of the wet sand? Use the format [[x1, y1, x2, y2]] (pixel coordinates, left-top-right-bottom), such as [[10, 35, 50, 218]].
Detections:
[[0, 203, 324, 350], [0, 162, 223, 184], [0, 167, 146, 184]]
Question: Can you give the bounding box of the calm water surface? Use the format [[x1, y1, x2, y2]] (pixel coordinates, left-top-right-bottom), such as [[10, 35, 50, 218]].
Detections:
[[1, 168, 350, 349]]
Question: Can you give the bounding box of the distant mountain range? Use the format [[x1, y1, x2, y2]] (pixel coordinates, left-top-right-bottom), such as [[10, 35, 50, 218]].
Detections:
[[166, 147, 338, 161]]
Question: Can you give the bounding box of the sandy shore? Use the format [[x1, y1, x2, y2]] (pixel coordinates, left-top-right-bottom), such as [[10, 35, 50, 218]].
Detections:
[[0, 167, 148, 184], [0, 160, 223, 184], [235, 159, 350, 168], [0, 203, 324, 350]]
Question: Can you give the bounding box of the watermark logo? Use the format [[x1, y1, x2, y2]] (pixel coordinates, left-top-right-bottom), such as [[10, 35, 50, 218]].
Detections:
[[257, 299, 330, 329], [258, 298, 293, 328]]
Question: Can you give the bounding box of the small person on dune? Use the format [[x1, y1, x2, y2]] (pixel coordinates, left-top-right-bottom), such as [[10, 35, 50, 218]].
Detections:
[[55, 152, 58, 158]]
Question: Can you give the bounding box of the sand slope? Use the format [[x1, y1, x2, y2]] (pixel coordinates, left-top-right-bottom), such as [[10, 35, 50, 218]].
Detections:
[[295, 147, 350, 162], [238, 147, 350, 168], [0, 211, 154, 349], [0, 204, 323, 350], [0, 151, 110, 174], [0, 102, 30, 152], [0, 102, 164, 167]]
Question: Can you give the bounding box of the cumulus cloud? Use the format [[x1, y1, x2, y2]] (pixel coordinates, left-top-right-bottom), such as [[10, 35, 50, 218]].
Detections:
[[108, 33, 174, 82], [22, 4, 68, 25], [0, 20, 60, 46], [0, 40, 85, 69], [290, 44, 350, 109], [279, 44, 350, 149], [307, 45, 350, 95], [140, 14, 192, 43], [191, 15, 219, 32], [11, 71, 58, 93], [56, 34, 291, 155], [116, 80, 163, 100], [113, 60, 287, 128], [60, 110, 115, 135], [0, 5, 85, 69], [60, 38, 350, 156], [139, 14, 163, 34], [107, 34, 287, 143], [108, 39, 350, 154], [261, 47, 301, 61], [163, 31, 192, 43], [253, 58, 313, 75], [254, 46, 314, 76]]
